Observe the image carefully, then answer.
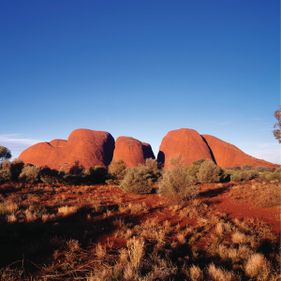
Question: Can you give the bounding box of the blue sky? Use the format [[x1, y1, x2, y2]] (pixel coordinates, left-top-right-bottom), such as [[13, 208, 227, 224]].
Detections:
[[0, 0, 280, 163]]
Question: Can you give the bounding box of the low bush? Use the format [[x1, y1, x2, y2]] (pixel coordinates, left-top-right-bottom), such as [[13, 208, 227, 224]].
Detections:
[[39, 167, 61, 184], [62, 162, 85, 184], [259, 169, 281, 182], [159, 166, 198, 204], [196, 159, 225, 183], [187, 159, 206, 179], [108, 160, 127, 184], [19, 164, 40, 183], [0, 161, 12, 183], [120, 159, 160, 194], [84, 166, 108, 184], [230, 170, 258, 182], [10, 159, 24, 180], [69, 161, 85, 176]]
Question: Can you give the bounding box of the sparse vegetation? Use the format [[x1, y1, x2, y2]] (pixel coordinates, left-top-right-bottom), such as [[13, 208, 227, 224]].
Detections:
[[0, 180, 279, 280], [0, 158, 280, 280], [159, 165, 199, 203], [120, 159, 160, 194], [273, 106, 281, 143], [108, 160, 127, 183], [19, 164, 40, 183], [228, 168, 258, 182], [197, 159, 225, 183]]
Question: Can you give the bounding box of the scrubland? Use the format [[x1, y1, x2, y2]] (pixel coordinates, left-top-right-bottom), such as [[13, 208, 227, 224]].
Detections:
[[0, 159, 280, 280]]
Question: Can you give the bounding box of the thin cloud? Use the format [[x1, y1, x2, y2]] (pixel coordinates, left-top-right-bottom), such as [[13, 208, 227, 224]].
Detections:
[[0, 134, 42, 158]]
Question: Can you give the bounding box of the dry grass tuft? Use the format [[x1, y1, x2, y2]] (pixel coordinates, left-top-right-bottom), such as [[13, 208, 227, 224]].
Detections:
[[189, 265, 203, 281], [95, 243, 107, 260], [208, 263, 236, 281], [57, 205, 78, 217], [127, 236, 144, 270], [245, 253, 270, 278], [0, 200, 18, 215], [231, 231, 248, 244]]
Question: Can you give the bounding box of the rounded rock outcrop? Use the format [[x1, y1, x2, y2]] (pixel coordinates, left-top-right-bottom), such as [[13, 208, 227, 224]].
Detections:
[[157, 128, 213, 169], [202, 135, 277, 168], [19, 129, 115, 171], [113, 136, 155, 167]]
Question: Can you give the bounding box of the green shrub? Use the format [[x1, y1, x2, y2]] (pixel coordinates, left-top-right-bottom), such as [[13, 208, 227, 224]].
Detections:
[[259, 170, 281, 182], [197, 159, 225, 183], [19, 165, 40, 183], [10, 159, 24, 180], [84, 166, 108, 184], [69, 161, 85, 176], [39, 166, 61, 184], [0, 161, 12, 183], [143, 158, 162, 182], [230, 170, 258, 182], [108, 160, 127, 183], [62, 162, 85, 184], [120, 160, 160, 194], [187, 159, 206, 179], [159, 166, 198, 204]]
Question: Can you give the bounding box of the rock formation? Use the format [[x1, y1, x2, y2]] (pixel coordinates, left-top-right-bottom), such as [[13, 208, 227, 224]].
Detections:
[[20, 127, 277, 171], [113, 137, 155, 167], [157, 128, 213, 169], [19, 129, 115, 171], [202, 134, 276, 168]]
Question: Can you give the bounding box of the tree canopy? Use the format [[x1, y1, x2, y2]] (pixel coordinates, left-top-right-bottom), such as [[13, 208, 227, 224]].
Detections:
[[0, 146, 12, 161], [273, 106, 281, 143]]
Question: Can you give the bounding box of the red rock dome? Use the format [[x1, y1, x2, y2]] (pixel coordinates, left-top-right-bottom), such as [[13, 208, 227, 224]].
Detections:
[[113, 136, 155, 167], [157, 128, 213, 169], [202, 135, 277, 168], [19, 129, 115, 171]]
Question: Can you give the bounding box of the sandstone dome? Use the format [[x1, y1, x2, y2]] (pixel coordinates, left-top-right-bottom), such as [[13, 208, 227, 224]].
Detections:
[[157, 128, 213, 169], [113, 136, 155, 167], [19, 129, 115, 171], [202, 134, 276, 168]]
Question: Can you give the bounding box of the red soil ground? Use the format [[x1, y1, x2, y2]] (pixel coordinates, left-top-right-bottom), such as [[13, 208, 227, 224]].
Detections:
[[199, 183, 280, 234]]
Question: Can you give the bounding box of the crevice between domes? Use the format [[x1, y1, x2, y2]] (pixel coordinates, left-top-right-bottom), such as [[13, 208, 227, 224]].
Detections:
[[200, 135, 217, 164]]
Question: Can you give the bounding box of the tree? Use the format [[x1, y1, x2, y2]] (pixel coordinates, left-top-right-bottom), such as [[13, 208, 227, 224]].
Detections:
[[273, 106, 281, 143], [0, 146, 12, 161]]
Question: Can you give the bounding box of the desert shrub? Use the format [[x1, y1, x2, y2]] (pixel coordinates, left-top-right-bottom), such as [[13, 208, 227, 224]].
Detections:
[[0, 161, 12, 183], [256, 166, 273, 172], [10, 159, 24, 180], [120, 160, 160, 194], [69, 161, 85, 176], [187, 159, 206, 179], [84, 166, 108, 184], [259, 169, 281, 182], [230, 169, 258, 182], [108, 160, 127, 183], [143, 158, 162, 182], [19, 164, 40, 183], [159, 166, 198, 204], [39, 166, 61, 184], [62, 162, 85, 184], [0, 160, 25, 183], [197, 159, 225, 183]]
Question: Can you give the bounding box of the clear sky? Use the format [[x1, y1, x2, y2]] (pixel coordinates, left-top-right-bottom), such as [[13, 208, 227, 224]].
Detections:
[[0, 0, 280, 163]]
